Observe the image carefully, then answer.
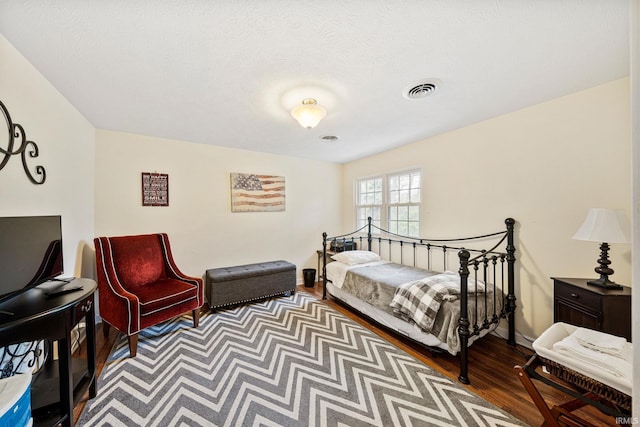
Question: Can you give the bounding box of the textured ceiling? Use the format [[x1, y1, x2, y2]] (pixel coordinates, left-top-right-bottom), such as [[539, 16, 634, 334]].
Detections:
[[0, 1, 630, 163]]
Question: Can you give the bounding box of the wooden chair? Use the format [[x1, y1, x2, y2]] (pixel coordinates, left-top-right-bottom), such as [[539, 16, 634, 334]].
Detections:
[[94, 233, 204, 357]]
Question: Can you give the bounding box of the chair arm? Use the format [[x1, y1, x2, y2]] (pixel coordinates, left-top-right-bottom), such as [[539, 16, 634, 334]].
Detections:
[[158, 233, 205, 307], [94, 237, 141, 335]]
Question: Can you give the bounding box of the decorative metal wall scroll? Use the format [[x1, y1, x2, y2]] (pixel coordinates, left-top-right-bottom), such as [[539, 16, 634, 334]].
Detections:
[[1, 100, 46, 184], [0, 340, 47, 379]]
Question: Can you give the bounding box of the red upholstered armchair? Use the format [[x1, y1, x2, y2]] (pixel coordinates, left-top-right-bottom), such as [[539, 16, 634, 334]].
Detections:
[[94, 233, 204, 357]]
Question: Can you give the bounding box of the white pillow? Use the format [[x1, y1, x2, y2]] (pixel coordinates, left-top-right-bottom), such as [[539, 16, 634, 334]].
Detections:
[[331, 250, 381, 266]]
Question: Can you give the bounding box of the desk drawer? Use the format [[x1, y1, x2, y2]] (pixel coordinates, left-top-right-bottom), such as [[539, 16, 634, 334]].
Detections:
[[73, 295, 94, 323]]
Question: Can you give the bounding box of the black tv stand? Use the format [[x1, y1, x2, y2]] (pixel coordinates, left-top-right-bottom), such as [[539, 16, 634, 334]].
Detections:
[[0, 278, 97, 427]]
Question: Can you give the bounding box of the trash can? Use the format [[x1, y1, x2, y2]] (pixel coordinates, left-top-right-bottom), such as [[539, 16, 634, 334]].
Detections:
[[302, 268, 316, 287]]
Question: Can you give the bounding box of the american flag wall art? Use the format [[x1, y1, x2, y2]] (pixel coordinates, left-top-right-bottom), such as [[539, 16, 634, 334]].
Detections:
[[230, 173, 285, 212]]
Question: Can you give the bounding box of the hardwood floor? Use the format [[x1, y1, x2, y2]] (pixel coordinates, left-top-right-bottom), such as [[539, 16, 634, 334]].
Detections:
[[73, 283, 617, 426]]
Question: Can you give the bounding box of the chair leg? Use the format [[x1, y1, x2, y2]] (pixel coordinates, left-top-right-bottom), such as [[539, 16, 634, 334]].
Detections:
[[128, 334, 138, 358], [192, 308, 200, 328], [102, 322, 110, 339]]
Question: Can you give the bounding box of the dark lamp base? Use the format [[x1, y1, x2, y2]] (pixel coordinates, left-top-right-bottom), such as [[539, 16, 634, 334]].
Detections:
[[587, 277, 623, 290], [587, 242, 623, 290]]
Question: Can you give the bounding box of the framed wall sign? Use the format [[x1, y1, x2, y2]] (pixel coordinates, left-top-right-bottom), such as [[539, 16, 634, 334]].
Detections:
[[142, 172, 169, 206]]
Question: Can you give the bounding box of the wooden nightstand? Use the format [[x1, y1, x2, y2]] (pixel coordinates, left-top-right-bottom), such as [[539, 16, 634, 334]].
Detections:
[[552, 277, 631, 341]]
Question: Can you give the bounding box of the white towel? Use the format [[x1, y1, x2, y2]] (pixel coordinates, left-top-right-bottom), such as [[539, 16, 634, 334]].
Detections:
[[573, 327, 627, 358], [552, 333, 631, 378]]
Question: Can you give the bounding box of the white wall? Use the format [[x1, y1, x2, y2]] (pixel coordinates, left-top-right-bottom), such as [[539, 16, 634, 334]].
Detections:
[[630, 0, 639, 419], [0, 34, 95, 279], [343, 78, 631, 339], [94, 130, 342, 282]]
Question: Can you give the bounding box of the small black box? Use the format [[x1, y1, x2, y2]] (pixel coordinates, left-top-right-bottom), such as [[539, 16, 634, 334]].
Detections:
[[330, 240, 357, 252]]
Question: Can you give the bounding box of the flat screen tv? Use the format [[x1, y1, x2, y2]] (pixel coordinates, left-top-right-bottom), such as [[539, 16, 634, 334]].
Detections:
[[0, 215, 63, 303]]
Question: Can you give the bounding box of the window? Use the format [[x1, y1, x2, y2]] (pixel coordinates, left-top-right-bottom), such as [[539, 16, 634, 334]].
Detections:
[[388, 170, 421, 236], [357, 177, 383, 230], [356, 169, 421, 237]]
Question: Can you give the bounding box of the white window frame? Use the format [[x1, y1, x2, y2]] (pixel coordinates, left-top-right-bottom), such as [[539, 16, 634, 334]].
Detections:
[[355, 169, 421, 237]]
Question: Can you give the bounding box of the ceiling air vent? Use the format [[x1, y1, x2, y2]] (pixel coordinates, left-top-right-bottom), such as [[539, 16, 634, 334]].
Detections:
[[321, 135, 339, 142], [403, 79, 440, 99]]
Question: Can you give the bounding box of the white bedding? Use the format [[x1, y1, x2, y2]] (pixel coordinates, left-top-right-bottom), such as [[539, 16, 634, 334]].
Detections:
[[326, 281, 451, 351], [533, 322, 632, 396], [325, 259, 390, 289]]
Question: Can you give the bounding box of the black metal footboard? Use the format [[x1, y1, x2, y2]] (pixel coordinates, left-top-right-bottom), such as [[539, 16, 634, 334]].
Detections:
[[322, 217, 517, 385]]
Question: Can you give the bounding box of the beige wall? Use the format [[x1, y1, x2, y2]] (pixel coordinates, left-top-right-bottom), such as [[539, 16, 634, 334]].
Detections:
[[630, 0, 638, 418], [343, 78, 631, 339], [0, 34, 95, 279], [94, 130, 343, 282]]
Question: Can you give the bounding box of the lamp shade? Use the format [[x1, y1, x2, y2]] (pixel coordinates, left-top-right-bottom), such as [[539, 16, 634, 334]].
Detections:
[[291, 98, 326, 129], [572, 208, 630, 243]]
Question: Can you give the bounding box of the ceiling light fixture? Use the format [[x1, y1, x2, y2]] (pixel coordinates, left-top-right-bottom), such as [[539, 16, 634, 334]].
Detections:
[[291, 98, 327, 129]]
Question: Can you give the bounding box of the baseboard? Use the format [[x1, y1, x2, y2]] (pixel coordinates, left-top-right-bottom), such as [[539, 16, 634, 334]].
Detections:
[[491, 324, 536, 350]]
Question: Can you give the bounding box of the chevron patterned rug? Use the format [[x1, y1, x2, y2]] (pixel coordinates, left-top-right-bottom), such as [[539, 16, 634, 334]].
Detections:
[[78, 292, 526, 426]]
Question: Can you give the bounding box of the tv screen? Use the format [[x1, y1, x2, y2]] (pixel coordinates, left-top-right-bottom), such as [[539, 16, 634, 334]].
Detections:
[[0, 215, 63, 303]]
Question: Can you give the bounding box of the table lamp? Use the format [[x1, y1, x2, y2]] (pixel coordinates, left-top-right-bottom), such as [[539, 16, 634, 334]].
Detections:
[[573, 208, 630, 289]]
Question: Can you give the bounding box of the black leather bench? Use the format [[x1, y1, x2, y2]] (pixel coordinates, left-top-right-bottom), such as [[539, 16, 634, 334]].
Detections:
[[205, 260, 296, 309]]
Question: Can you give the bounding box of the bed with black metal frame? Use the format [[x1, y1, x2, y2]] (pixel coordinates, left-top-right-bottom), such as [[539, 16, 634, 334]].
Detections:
[[321, 217, 517, 384]]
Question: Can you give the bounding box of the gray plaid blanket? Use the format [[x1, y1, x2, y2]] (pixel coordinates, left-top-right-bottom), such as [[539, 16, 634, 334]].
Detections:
[[389, 276, 459, 333]]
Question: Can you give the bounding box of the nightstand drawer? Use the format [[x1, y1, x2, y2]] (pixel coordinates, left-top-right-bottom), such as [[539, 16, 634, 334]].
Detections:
[[554, 281, 600, 311]]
